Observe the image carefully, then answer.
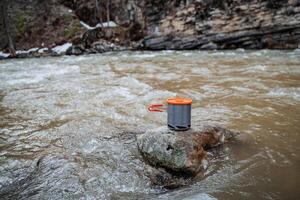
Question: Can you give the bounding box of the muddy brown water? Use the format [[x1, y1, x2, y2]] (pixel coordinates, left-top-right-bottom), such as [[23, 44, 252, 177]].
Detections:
[[0, 50, 299, 199]]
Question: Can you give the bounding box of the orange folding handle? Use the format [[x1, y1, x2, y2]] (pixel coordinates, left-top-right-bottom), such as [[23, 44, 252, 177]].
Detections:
[[148, 104, 165, 112]]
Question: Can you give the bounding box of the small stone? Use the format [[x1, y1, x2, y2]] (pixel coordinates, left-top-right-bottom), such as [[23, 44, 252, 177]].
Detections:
[[239, 5, 248, 10], [286, 6, 295, 15], [200, 42, 218, 50], [66, 45, 84, 55]]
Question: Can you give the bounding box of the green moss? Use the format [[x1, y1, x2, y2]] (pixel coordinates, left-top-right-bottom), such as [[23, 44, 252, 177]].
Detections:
[[64, 19, 83, 39], [62, 14, 74, 23], [16, 14, 26, 34]]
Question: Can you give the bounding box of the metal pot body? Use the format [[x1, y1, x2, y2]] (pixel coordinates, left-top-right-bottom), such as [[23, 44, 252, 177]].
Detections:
[[167, 104, 191, 131]]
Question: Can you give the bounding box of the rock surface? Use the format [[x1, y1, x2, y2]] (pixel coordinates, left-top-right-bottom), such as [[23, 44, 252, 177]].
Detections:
[[137, 126, 238, 176], [142, 0, 300, 50]]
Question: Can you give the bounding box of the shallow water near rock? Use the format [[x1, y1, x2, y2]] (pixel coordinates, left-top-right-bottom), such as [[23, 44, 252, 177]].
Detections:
[[0, 50, 299, 199]]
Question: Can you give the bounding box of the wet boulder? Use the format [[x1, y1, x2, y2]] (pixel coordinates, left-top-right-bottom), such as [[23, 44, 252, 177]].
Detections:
[[137, 126, 238, 175], [66, 45, 85, 55], [200, 42, 218, 50]]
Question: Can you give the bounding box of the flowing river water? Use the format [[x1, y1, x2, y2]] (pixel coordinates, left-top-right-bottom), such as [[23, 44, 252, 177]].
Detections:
[[0, 50, 299, 199]]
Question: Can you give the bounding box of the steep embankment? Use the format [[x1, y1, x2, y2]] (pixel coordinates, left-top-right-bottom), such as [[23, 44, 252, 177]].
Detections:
[[1, 0, 300, 58], [142, 0, 300, 49], [0, 0, 85, 53]]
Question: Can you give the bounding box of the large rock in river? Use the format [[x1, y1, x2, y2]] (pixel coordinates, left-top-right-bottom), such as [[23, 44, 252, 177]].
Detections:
[[137, 126, 238, 175]]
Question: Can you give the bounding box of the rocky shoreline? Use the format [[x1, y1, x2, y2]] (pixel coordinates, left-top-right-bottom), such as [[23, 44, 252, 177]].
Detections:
[[142, 24, 300, 50], [0, 40, 130, 60], [1, 0, 300, 59]]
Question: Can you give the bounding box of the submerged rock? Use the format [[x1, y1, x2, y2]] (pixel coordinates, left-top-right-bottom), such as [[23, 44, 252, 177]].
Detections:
[[144, 166, 196, 189], [137, 126, 238, 187]]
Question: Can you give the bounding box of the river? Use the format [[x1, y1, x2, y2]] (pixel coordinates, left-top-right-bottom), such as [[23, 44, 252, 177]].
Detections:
[[0, 50, 299, 199]]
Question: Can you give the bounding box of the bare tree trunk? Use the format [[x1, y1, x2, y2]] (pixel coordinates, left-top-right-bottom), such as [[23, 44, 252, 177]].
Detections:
[[1, 0, 16, 56], [140, 0, 147, 35], [95, 0, 103, 28], [106, 0, 111, 23]]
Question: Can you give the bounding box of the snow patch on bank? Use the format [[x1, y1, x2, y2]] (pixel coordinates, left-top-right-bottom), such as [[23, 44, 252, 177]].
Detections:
[[52, 43, 72, 54], [16, 48, 39, 54], [80, 21, 118, 30], [0, 52, 10, 58], [38, 48, 48, 53]]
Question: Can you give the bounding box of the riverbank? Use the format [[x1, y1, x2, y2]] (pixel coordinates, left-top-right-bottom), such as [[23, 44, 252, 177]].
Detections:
[[1, 0, 300, 59], [1, 45, 300, 60], [0, 40, 131, 60]]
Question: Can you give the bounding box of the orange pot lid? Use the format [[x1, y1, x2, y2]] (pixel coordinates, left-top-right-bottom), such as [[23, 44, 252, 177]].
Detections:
[[167, 97, 192, 105]]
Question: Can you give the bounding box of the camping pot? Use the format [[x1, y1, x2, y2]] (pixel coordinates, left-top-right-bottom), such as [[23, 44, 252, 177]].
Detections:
[[148, 97, 192, 131]]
